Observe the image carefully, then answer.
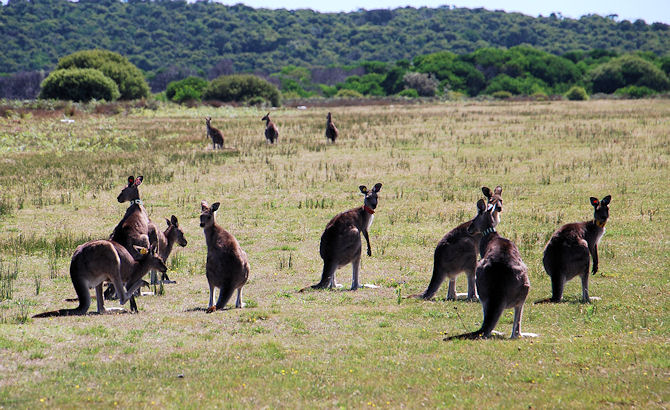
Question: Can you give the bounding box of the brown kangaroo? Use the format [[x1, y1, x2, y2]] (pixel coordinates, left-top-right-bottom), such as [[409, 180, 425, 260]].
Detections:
[[205, 117, 224, 149], [413, 186, 503, 301], [147, 215, 188, 284], [305, 183, 382, 291], [262, 112, 279, 144], [537, 195, 611, 304], [33, 242, 166, 317], [200, 201, 250, 313], [325, 112, 339, 143], [110, 176, 154, 260], [445, 198, 532, 340]]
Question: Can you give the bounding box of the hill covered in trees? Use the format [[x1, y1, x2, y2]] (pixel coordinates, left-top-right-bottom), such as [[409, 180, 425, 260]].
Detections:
[[1, 0, 669, 78]]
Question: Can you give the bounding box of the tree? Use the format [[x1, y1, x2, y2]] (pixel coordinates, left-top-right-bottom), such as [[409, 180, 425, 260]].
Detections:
[[402, 72, 439, 96], [39, 68, 120, 102], [203, 74, 281, 106], [166, 76, 209, 102], [588, 55, 670, 93]]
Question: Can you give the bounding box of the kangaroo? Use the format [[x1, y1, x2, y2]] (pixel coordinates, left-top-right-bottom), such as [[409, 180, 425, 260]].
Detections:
[[147, 215, 188, 284], [537, 195, 611, 304], [304, 183, 382, 291], [261, 112, 279, 144], [200, 201, 250, 313], [110, 176, 154, 260], [205, 116, 224, 149], [33, 242, 166, 317], [413, 186, 503, 301], [445, 198, 532, 340], [325, 112, 339, 143]]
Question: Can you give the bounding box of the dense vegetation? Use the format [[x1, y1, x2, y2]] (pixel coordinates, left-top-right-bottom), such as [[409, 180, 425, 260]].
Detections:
[[1, 0, 668, 77]]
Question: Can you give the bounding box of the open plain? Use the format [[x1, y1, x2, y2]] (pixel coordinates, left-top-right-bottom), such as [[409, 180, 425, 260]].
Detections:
[[0, 99, 667, 407]]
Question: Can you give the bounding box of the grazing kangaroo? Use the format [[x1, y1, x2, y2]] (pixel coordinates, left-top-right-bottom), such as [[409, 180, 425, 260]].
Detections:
[[147, 215, 188, 284], [33, 242, 166, 317], [413, 186, 503, 301], [205, 117, 224, 149], [445, 198, 532, 340], [261, 112, 279, 144], [537, 195, 611, 304], [325, 112, 339, 143], [200, 201, 250, 313], [305, 183, 382, 291]]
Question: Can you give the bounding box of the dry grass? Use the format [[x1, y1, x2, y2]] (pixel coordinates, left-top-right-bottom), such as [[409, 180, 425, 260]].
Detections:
[[0, 100, 668, 407]]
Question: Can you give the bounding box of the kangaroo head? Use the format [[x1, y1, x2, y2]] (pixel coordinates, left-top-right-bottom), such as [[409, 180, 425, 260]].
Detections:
[[327, 112, 332, 121], [467, 198, 500, 235], [166, 215, 188, 247], [133, 243, 168, 273], [117, 175, 142, 203], [205, 117, 212, 126], [482, 185, 503, 224], [590, 195, 611, 226], [261, 112, 271, 122], [360, 183, 383, 211], [200, 201, 220, 229]]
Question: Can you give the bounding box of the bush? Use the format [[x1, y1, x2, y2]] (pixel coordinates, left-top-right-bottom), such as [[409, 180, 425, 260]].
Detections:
[[39, 68, 120, 102], [203, 74, 280, 106], [491, 90, 512, 99], [57, 49, 149, 100], [614, 85, 656, 98], [334, 89, 363, 98], [397, 88, 419, 98], [588, 55, 670, 94], [166, 76, 208, 102], [565, 86, 589, 101], [402, 72, 439, 97]]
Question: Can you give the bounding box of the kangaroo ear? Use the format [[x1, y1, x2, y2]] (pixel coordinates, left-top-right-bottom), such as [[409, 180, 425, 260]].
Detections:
[[590, 197, 599, 208], [211, 202, 220, 212], [482, 187, 492, 198], [359, 185, 368, 194], [601, 195, 611, 206], [165, 218, 171, 227], [201, 201, 209, 212], [373, 183, 382, 192], [171, 215, 178, 226], [476, 198, 486, 213], [135, 176, 143, 186], [494, 186, 502, 195], [127, 176, 135, 186]]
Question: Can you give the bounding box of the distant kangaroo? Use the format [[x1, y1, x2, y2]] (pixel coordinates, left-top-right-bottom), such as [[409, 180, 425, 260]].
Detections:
[[147, 215, 188, 284], [445, 198, 532, 340], [325, 112, 339, 143], [205, 116, 224, 149], [200, 201, 250, 313], [304, 183, 382, 291], [33, 242, 166, 317], [537, 195, 611, 304], [262, 112, 279, 144], [413, 186, 503, 301]]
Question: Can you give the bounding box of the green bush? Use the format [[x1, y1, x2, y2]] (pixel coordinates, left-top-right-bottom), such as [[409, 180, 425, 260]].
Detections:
[[39, 68, 120, 102], [57, 49, 149, 100], [203, 74, 280, 106], [565, 86, 589, 100], [491, 90, 512, 99], [397, 88, 419, 98], [166, 76, 208, 102], [334, 89, 363, 98], [588, 55, 670, 94], [614, 85, 656, 98]]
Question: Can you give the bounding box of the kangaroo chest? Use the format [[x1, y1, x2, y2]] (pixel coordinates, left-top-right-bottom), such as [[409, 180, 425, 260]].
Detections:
[[366, 214, 374, 230]]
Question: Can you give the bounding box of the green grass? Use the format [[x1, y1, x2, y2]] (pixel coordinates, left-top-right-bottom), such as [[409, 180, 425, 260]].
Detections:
[[0, 100, 668, 407]]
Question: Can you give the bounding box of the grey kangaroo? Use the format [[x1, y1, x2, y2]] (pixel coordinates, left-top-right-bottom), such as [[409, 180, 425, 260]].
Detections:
[[147, 215, 188, 284], [205, 117, 224, 149], [200, 201, 250, 313], [537, 195, 611, 303], [445, 198, 532, 340], [33, 242, 166, 317], [262, 112, 279, 144], [325, 112, 339, 143], [413, 186, 503, 301], [304, 183, 382, 291]]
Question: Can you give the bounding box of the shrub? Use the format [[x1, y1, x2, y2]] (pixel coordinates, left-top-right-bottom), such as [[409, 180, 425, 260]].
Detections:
[[203, 74, 280, 106], [57, 49, 149, 100], [166, 76, 208, 102], [397, 88, 419, 98], [334, 89, 363, 98], [588, 55, 670, 94], [614, 85, 656, 98], [39, 68, 120, 102], [565, 86, 589, 101], [491, 90, 512, 99], [402, 72, 439, 97]]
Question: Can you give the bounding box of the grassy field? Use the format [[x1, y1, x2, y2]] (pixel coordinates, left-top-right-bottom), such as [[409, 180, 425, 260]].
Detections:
[[0, 99, 668, 408]]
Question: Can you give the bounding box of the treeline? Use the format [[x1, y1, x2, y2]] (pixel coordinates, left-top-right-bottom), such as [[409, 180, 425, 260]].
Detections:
[[1, 0, 669, 78]]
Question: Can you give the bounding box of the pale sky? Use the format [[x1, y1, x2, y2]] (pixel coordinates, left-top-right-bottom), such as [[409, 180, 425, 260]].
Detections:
[[215, 0, 670, 24]]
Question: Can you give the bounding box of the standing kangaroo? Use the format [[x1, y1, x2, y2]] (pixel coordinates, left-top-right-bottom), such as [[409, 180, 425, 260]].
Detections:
[[413, 186, 503, 301], [200, 201, 250, 313], [537, 195, 611, 303], [325, 112, 339, 143], [262, 112, 279, 144], [147, 215, 188, 284], [445, 198, 532, 340], [305, 183, 382, 291], [205, 117, 224, 149], [110, 176, 154, 260], [33, 242, 166, 317]]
